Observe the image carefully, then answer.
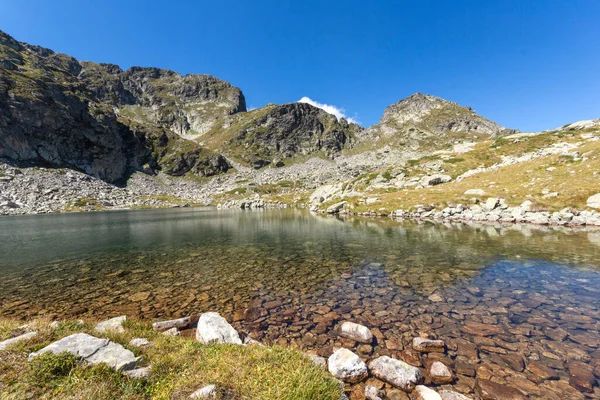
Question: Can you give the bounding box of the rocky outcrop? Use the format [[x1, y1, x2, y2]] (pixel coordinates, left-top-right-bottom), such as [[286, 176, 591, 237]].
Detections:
[[0, 30, 233, 183], [205, 103, 363, 168], [29, 333, 137, 371], [366, 93, 512, 151]]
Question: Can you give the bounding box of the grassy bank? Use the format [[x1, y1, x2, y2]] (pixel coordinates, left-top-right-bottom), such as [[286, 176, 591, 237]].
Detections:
[[0, 318, 341, 400]]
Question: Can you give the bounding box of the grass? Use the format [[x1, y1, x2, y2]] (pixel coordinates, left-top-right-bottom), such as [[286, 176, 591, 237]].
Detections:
[[319, 128, 600, 213], [0, 318, 341, 400]]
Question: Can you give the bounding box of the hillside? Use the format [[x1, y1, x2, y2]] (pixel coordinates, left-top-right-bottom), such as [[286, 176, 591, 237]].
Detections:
[[1, 29, 599, 220]]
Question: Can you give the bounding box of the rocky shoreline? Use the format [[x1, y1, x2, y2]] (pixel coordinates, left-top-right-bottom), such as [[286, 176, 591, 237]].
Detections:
[[320, 197, 600, 228], [0, 312, 523, 400]]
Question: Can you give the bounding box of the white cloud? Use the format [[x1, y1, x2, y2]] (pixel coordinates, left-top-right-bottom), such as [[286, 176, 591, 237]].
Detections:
[[298, 96, 359, 124]]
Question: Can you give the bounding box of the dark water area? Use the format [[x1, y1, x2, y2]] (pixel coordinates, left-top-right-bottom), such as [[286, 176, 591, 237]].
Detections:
[[0, 208, 599, 398]]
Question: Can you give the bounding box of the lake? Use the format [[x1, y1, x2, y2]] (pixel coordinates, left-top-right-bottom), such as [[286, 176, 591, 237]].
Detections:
[[1, 208, 599, 398]]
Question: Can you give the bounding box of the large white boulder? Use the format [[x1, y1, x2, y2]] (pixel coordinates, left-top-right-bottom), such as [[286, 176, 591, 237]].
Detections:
[[195, 312, 242, 344], [327, 348, 368, 383], [368, 356, 423, 391], [587, 193, 600, 209], [29, 333, 137, 371]]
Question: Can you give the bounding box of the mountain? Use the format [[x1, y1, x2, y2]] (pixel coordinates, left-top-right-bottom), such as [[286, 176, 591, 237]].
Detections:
[[200, 102, 363, 168], [0, 30, 237, 183], [365, 93, 513, 151]]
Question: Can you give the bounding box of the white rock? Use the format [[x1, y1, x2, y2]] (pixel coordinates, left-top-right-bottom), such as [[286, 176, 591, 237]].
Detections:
[[368, 356, 423, 391], [196, 312, 242, 344], [339, 322, 373, 343], [95, 315, 126, 333], [162, 327, 180, 336], [439, 389, 473, 400], [0, 331, 37, 350], [152, 316, 191, 332], [412, 337, 445, 353], [190, 384, 217, 399], [484, 198, 499, 211], [429, 361, 453, 384], [243, 336, 263, 346], [587, 193, 600, 209], [326, 201, 347, 214], [129, 338, 150, 347], [124, 366, 151, 379], [414, 385, 442, 400], [327, 348, 368, 383], [29, 333, 137, 371], [365, 385, 383, 400]]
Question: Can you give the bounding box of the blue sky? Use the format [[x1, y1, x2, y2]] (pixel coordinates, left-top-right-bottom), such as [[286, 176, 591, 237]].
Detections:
[[1, 1, 599, 131]]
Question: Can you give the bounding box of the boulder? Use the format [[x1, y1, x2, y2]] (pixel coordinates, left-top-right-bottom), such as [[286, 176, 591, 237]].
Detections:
[[368, 356, 423, 391], [327, 348, 368, 383], [196, 312, 242, 344], [95, 315, 126, 333], [414, 385, 442, 400], [327, 201, 347, 214], [190, 384, 217, 399], [412, 337, 445, 353], [421, 175, 452, 187], [162, 327, 180, 336], [29, 333, 137, 371], [475, 379, 528, 400], [0, 331, 37, 350], [152, 316, 191, 332], [483, 198, 499, 211], [429, 361, 453, 384], [340, 322, 373, 343], [587, 193, 600, 209]]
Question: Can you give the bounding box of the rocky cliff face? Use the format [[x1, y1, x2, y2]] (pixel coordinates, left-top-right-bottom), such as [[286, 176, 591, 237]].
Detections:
[[202, 102, 363, 168], [367, 93, 512, 151], [0, 30, 233, 183]]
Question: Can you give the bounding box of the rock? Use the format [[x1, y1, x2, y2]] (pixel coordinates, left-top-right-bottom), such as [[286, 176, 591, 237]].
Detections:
[[365, 385, 383, 400], [29, 333, 137, 371], [327, 348, 368, 383], [428, 293, 444, 302], [0, 331, 37, 350], [413, 385, 442, 400], [306, 353, 327, 368], [421, 175, 452, 187], [412, 337, 445, 353], [461, 321, 503, 336], [368, 356, 423, 391], [195, 312, 242, 344], [340, 322, 373, 343], [152, 316, 191, 332], [438, 390, 472, 400], [129, 338, 150, 347], [429, 361, 453, 384], [483, 198, 499, 211], [190, 384, 217, 399], [162, 327, 180, 336], [124, 366, 151, 379], [475, 379, 528, 400], [587, 193, 600, 209], [327, 201, 347, 214], [95, 315, 126, 333], [568, 361, 596, 393], [464, 189, 485, 196]]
